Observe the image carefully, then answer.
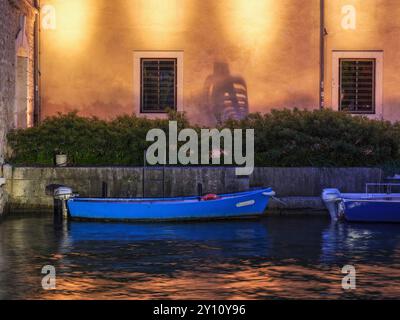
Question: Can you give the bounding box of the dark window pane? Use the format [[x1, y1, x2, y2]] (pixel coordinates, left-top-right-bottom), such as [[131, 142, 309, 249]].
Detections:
[[141, 58, 177, 113], [339, 59, 375, 114]]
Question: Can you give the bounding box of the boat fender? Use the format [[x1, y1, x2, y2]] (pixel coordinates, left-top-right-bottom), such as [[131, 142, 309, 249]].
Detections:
[[201, 194, 220, 201]]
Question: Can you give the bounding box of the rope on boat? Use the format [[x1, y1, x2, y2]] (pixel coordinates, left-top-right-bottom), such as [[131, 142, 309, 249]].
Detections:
[[271, 196, 288, 206]]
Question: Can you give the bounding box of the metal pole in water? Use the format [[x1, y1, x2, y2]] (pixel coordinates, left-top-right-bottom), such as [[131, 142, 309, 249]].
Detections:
[[143, 150, 146, 198], [162, 152, 166, 198], [197, 183, 203, 197], [61, 199, 68, 219], [102, 181, 108, 198]]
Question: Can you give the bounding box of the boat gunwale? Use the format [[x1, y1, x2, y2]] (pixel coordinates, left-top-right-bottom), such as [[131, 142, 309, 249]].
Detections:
[[68, 187, 273, 204], [343, 197, 400, 203]]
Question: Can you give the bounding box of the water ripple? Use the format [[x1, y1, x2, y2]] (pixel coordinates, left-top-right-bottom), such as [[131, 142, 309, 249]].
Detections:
[[1, 214, 400, 299]]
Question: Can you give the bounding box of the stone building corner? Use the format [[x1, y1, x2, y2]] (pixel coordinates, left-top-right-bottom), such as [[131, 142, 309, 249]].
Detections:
[[0, 0, 37, 215]]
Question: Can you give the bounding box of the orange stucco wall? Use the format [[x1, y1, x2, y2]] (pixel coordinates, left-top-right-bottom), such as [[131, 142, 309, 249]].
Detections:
[[39, 0, 400, 124], [324, 0, 400, 121]]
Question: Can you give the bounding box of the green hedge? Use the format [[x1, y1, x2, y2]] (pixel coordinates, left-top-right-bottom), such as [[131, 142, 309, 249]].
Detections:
[[6, 109, 400, 167], [227, 109, 400, 167]]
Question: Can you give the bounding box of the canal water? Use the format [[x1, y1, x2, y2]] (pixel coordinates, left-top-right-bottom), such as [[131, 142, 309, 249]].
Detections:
[[0, 213, 400, 299]]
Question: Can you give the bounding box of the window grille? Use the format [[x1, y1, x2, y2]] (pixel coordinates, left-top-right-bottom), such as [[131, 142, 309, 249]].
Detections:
[[141, 58, 177, 113], [339, 59, 375, 114]]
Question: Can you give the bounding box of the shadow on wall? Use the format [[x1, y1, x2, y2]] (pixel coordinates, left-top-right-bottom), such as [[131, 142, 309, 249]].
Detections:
[[41, 63, 251, 124], [203, 62, 249, 124]]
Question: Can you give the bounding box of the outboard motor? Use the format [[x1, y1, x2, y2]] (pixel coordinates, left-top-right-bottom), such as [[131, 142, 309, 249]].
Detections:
[[46, 184, 75, 219], [321, 188, 342, 221]]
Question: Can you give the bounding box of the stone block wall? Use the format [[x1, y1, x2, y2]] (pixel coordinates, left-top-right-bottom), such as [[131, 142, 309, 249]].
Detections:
[[3, 166, 250, 211], [3, 166, 384, 213], [0, 0, 36, 216]]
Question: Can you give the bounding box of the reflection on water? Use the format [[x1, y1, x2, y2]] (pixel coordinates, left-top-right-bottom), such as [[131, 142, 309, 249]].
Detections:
[[1, 213, 400, 299]]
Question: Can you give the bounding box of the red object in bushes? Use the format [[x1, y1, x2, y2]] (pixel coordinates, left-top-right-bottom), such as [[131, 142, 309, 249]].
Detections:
[[201, 194, 220, 201]]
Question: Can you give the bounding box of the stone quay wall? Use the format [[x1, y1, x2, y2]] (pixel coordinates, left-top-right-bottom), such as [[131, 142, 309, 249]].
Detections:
[[2, 166, 383, 214]]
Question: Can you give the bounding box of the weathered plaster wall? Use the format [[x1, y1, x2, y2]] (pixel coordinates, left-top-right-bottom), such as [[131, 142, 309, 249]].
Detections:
[[0, 0, 36, 215], [39, 0, 400, 123], [39, 0, 320, 124], [324, 0, 400, 120], [3, 166, 383, 213]]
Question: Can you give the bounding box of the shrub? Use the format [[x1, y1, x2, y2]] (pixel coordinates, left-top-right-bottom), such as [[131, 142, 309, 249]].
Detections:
[[226, 109, 400, 167], [6, 109, 400, 167]]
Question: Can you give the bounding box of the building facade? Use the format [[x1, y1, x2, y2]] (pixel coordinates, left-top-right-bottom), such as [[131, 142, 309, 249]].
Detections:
[[1, 0, 399, 214], [0, 0, 37, 214], [37, 0, 400, 125]]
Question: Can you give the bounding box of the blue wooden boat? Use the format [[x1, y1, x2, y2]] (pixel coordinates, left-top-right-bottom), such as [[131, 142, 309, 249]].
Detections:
[[322, 185, 400, 223], [342, 198, 400, 223], [54, 187, 275, 222]]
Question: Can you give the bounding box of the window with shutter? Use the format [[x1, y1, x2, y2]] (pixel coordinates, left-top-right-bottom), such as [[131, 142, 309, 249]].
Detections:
[[339, 59, 375, 114], [141, 58, 177, 113]]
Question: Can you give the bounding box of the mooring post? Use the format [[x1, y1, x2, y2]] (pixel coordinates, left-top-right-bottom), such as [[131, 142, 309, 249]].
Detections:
[[61, 199, 68, 219], [197, 183, 203, 197], [143, 150, 146, 198], [53, 197, 68, 220], [53, 197, 62, 218], [102, 181, 108, 198]]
